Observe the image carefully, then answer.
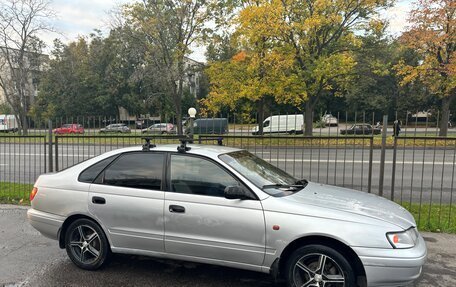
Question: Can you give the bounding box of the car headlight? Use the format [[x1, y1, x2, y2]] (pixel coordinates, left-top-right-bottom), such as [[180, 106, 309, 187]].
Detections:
[[386, 228, 418, 249]]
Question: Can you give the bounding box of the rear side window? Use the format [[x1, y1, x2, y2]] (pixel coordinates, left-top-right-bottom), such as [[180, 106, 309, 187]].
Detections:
[[78, 155, 118, 183], [100, 153, 164, 190]]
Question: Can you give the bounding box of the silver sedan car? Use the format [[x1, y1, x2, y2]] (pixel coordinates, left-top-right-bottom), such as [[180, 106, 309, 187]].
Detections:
[[28, 143, 426, 287]]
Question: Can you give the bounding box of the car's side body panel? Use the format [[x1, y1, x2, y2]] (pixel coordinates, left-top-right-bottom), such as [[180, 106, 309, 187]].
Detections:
[[164, 192, 266, 266], [88, 185, 165, 253]]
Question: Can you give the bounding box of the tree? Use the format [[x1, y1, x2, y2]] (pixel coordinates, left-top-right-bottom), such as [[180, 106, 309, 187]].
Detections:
[[124, 0, 215, 134], [0, 0, 53, 134], [204, 1, 305, 134], [396, 0, 455, 136], [205, 33, 238, 62], [274, 0, 392, 135], [345, 22, 400, 114]]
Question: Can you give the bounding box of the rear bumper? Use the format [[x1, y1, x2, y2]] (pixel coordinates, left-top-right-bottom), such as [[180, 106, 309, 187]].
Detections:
[[353, 233, 427, 286], [27, 208, 65, 240]]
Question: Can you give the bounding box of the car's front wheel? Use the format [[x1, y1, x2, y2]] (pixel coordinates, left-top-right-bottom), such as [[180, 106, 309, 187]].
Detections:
[[285, 244, 355, 287], [65, 218, 110, 270]]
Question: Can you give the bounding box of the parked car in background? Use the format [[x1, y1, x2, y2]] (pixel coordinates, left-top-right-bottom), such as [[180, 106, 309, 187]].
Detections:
[[53, 124, 84, 134], [322, 114, 338, 127], [189, 118, 228, 134], [340, 124, 381, 135], [142, 123, 175, 134], [252, 114, 303, 135], [28, 142, 426, 287], [0, 114, 19, 132], [100, 124, 131, 134]]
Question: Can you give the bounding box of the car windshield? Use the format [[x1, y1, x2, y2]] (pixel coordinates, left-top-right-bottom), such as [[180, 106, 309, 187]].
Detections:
[[219, 150, 306, 196]]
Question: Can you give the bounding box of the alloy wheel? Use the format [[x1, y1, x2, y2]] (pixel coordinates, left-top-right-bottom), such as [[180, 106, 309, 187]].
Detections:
[[69, 225, 102, 265], [292, 253, 345, 287]]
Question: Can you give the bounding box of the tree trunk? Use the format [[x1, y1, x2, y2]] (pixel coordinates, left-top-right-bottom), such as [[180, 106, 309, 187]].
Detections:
[[257, 98, 265, 135], [21, 111, 28, 135], [304, 102, 313, 136], [439, 95, 455, 136]]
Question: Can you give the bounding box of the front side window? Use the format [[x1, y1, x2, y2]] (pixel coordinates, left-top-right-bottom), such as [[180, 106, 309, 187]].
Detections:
[[263, 120, 270, 127], [170, 155, 240, 197], [99, 152, 164, 190]]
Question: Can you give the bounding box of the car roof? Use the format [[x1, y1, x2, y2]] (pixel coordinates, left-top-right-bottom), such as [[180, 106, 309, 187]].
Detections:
[[103, 144, 243, 158]]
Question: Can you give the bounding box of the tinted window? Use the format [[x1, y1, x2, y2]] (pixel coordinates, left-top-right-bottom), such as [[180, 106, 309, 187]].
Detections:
[[78, 155, 118, 183], [170, 155, 240, 197], [101, 153, 164, 190]]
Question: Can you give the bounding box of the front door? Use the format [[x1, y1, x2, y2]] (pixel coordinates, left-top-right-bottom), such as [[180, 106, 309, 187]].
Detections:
[[164, 154, 266, 266], [88, 152, 166, 253]]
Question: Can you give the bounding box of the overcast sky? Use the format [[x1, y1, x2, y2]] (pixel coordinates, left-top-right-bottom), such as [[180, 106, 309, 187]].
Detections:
[[40, 0, 414, 62]]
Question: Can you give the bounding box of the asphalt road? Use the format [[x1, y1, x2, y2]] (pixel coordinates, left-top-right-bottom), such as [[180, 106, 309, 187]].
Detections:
[[1, 205, 455, 287], [1, 143, 456, 203]]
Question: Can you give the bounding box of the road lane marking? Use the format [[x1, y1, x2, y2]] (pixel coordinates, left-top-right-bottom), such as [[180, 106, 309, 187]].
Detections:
[[1, 151, 455, 166]]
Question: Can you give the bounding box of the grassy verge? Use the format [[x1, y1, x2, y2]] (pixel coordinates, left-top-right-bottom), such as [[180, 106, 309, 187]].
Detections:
[[1, 133, 455, 148], [0, 182, 33, 205], [400, 202, 456, 233]]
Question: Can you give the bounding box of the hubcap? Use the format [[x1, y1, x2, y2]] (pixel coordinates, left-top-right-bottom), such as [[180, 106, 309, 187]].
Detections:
[[293, 253, 345, 287], [69, 225, 101, 264]]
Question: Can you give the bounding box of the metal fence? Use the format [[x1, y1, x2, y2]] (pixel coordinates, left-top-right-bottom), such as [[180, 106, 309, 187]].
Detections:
[[1, 119, 455, 232]]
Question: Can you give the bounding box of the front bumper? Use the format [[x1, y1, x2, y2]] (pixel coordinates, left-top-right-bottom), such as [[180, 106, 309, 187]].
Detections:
[[27, 208, 65, 240], [353, 233, 427, 287]]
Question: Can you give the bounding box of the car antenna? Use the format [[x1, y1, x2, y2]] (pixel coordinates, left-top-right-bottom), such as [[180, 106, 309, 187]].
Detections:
[[177, 137, 192, 153], [141, 137, 156, 151]]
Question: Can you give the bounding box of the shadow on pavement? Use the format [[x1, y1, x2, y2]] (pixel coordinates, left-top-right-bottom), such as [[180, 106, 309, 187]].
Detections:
[[27, 254, 283, 287]]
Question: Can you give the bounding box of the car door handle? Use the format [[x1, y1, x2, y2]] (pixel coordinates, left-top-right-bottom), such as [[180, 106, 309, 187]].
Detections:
[[169, 205, 185, 213], [92, 196, 106, 205]]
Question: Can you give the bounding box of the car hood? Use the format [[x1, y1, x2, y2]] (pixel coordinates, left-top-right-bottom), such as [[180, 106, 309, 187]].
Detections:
[[283, 182, 416, 229]]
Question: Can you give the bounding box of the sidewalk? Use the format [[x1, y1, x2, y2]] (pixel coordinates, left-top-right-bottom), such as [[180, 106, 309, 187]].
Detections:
[[414, 232, 456, 286]]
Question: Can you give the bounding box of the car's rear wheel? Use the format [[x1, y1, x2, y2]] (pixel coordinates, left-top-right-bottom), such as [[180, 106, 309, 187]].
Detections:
[[65, 218, 110, 270], [285, 245, 356, 287]]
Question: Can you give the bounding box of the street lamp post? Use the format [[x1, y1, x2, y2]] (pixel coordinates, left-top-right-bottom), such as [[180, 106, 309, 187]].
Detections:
[[188, 107, 197, 141]]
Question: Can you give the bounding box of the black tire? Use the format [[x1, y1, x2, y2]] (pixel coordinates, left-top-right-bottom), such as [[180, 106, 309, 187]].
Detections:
[[65, 218, 110, 270], [285, 244, 356, 287]]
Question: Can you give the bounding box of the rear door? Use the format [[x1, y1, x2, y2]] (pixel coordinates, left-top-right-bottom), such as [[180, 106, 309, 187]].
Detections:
[[164, 153, 266, 266], [88, 152, 166, 253]]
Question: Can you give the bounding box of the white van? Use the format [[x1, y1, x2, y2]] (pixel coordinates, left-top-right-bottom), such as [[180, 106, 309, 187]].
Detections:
[[0, 114, 19, 132], [252, 114, 304, 135]]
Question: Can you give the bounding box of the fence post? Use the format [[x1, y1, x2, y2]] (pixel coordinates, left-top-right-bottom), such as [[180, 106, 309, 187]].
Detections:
[[48, 119, 53, 172], [55, 136, 59, 172], [390, 136, 398, 201], [378, 115, 388, 196], [368, 136, 373, 193]]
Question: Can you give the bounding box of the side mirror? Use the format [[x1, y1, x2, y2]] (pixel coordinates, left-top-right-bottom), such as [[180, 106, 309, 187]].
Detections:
[[224, 186, 252, 200]]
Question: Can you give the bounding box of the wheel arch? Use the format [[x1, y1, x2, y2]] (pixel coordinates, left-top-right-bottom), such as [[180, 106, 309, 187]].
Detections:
[[58, 214, 110, 249], [277, 235, 366, 285]]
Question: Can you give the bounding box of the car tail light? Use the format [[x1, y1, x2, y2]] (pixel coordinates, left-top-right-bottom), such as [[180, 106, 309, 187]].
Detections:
[[30, 187, 38, 201]]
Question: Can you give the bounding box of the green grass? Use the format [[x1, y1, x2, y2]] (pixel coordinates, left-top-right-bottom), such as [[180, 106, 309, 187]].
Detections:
[[400, 202, 456, 233], [0, 182, 33, 205], [0, 131, 455, 148]]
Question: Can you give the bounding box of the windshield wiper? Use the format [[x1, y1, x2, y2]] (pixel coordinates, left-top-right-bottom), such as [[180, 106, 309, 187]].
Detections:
[[262, 180, 308, 190]]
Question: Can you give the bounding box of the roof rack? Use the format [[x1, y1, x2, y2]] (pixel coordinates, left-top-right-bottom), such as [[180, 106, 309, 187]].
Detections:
[[141, 137, 156, 151], [177, 137, 193, 153]]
